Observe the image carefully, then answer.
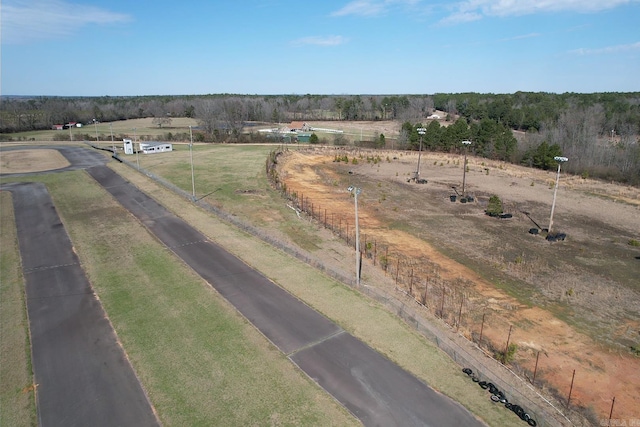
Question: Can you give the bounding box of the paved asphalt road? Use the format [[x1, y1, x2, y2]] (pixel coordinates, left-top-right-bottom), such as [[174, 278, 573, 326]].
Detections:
[[88, 164, 485, 427], [2, 181, 159, 427]]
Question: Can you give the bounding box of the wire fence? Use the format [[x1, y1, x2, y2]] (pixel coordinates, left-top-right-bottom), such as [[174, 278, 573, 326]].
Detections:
[[107, 144, 595, 427]]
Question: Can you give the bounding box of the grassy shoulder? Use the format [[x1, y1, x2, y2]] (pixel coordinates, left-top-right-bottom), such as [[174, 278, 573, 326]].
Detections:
[[1, 172, 357, 426], [0, 191, 36, 427], [111, 157, 522, 426]]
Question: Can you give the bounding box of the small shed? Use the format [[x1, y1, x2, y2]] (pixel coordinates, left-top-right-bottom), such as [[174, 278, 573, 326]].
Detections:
[[123, 139, 134, 155], [297, 132, 312, 143]]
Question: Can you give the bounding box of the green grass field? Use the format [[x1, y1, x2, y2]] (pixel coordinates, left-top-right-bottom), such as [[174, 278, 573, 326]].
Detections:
[[1, 144, 523, 426]]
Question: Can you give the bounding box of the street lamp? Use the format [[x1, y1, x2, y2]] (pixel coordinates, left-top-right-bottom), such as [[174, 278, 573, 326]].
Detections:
[[548, 156, 568, 235], [189, 125, 195, 201], [461, 140, 472, 197], [415, 127, 426, 181], [347, 185, 362, 285]]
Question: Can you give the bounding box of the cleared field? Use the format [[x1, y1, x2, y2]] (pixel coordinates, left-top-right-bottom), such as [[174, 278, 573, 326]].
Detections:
[[276, 148, 640, 424], [3, 117, 199, 142]]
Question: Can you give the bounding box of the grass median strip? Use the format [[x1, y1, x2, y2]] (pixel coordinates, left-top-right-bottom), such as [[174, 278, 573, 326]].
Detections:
[[0, 191, 37, 427], [1, 172, 357, 426]]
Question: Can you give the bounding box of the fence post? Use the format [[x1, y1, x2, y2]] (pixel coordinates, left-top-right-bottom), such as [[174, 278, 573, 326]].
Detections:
[[409, 268, 414, 295], [422, 279, 428, 306], [479, 312, 485, 345], [503, 325, 513, 364], [373, 241, 377, 266], [346, 223, 350, 246], [532, 351, 540, 386], [456, 295, 464, 332], [567, 369, 576, 407], [385, 247, 389, 273], [608, 396, 615, 425]]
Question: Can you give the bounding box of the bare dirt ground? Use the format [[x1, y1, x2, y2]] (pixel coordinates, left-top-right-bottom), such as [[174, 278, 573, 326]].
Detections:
[[278, 145, 640, 424], [0, 149, 70, 173]]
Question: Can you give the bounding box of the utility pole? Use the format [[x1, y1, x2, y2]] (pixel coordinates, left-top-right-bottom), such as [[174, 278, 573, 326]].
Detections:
[[548, 156, 569, 234], [461, 140, 472, 196], [347, 186, 362, 285], [415, 127, 426, 181]]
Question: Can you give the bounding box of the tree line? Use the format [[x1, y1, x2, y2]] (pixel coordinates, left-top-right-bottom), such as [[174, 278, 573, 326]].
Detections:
[[1, 92, 638, 184]]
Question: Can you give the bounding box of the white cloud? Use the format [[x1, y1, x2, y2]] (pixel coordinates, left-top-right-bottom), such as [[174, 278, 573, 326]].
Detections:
[[500, 32, 542, 41], [2, 0, 131, 44], [291, 36, 348, 47], [569, 41, 640, 55], [331, 0, 420, 17], [441, 0, 639, 24]]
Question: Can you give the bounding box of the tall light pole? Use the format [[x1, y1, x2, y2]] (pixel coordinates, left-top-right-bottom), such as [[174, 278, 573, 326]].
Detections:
[[134, 128, 139, 169], [93, 118, 99, 142], [415, 127, 426, 181], [347, 185, 362, 285], [189, 125, 195, 201], [110, 123, 115, 153], [461, 140, 472, 197], [548, 156, 569, 234]]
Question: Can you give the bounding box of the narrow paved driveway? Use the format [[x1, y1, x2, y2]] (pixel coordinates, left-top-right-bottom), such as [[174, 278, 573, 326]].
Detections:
[[88, 165, 484, 427]]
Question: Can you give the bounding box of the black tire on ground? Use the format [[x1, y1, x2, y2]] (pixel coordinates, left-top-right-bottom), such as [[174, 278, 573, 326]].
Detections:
[[462, 368, 473, 375], [479, 381, 489, 389], [527, 418, 537, 427], [472, 376, 480, 382], [505, 402, 513, 410], [529, 228, 539, 235], [490, 394, 500, 402]]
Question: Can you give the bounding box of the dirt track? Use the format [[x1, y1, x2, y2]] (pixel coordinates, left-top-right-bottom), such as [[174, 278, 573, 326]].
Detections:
[[279, 147, 640, 423]]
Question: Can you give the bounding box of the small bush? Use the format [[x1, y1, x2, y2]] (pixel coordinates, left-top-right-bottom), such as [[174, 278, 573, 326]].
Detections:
[[496, 343, 518, 364], [628, 239, 640, 247], [486, 195, 503, 216]]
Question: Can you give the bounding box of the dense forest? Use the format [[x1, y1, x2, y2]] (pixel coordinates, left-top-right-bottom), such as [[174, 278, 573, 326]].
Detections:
[[1, 92, 639, 184]]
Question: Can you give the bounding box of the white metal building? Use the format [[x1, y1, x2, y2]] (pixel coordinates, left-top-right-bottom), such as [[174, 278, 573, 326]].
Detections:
[[139, 142, 173, 154]]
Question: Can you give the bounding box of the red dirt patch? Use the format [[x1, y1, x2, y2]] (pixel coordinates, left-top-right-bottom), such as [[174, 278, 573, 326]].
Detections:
[[280, 148, 640, 423]]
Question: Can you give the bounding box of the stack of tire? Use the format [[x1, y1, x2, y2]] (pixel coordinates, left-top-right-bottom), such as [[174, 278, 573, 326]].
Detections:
[[462, 368, 537, 426]]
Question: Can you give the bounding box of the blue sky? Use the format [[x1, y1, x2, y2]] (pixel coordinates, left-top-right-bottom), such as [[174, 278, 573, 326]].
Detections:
[[2, 0, 639, 96]]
